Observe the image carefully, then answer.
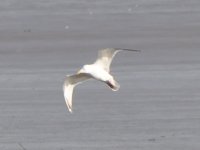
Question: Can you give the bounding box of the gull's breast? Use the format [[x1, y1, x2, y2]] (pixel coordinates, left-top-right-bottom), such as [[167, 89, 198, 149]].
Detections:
[[89, 65, 111, 82]]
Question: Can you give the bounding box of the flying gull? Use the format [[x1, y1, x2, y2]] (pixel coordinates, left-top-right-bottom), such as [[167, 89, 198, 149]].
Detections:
[[63, 48, 140, 112]]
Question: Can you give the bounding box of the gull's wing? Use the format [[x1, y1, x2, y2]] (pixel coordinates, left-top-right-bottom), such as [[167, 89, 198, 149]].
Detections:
[[94, 48, 140, 72], [63, 73, 91, 113]]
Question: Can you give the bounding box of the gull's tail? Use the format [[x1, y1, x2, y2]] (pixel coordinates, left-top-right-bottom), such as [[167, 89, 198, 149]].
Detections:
[[106, 78, 120, 91]]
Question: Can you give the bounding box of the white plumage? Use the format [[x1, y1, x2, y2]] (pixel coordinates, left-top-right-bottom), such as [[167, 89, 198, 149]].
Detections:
[[63, 48, 140, 112]]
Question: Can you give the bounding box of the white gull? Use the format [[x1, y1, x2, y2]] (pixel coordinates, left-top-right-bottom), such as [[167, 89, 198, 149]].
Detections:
[[63, 48, 140, 113]]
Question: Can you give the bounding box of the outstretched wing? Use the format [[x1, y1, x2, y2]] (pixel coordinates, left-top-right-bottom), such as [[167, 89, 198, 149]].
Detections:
[[94, 48, 140, 72], [63, 73, 91, 113], [94, 48, 120, 72]]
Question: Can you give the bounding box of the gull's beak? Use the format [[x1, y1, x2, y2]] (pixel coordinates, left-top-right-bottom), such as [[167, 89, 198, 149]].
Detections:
[[77, 69, 83, 74]]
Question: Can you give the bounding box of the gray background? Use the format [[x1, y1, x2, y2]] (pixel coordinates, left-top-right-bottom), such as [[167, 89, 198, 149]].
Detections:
[[0, 0, 200, 149]]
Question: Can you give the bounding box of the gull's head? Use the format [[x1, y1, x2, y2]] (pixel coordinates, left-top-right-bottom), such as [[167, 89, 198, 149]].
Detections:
[[78, 65, 90, 74], [77, 68, 84, 74]]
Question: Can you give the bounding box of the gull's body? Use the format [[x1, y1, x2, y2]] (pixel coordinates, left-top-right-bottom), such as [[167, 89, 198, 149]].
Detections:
[[63, 48, 140, 112]]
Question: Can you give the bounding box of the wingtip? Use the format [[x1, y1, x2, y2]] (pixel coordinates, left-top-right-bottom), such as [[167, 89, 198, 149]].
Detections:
[[66, 104, 73, 113], [69, 108, 73, 113], [114, 48, 141, 52], [66, 102, 73, 113]]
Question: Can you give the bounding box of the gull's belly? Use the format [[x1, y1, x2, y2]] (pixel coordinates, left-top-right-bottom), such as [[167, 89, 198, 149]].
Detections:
[[89, 67, 111, 82]]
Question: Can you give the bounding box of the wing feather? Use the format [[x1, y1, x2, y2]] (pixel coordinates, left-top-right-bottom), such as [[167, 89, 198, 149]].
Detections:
[[94, 48, 120, 72], [94, 48, 140, 72], [63, 73, 91, 112]]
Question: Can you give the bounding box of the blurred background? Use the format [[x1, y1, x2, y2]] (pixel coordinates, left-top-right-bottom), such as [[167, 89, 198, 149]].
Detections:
[[0, 0, 200, 149]]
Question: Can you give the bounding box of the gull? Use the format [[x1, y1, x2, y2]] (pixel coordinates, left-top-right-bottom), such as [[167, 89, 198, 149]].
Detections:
[[63, 48, 140, 113]]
